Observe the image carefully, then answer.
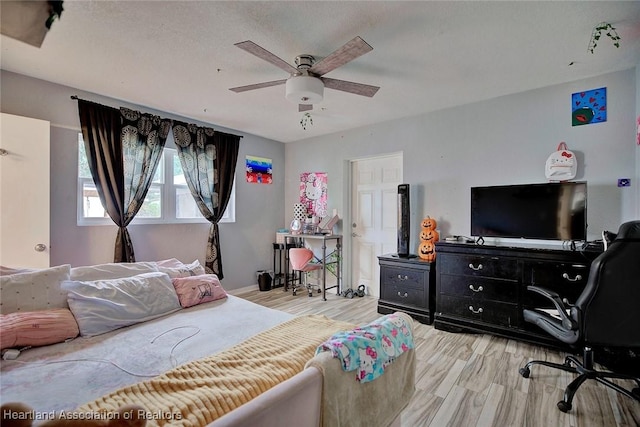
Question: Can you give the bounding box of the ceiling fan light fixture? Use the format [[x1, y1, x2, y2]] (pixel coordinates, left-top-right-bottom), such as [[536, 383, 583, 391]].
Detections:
[[285, 76, 324, 104]]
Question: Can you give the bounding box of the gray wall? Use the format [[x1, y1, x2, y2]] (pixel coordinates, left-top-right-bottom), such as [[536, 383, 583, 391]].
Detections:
[[285, 68, 639, 260], [1, 71, 285, 289], [3, 67, 638, 289], [637, 63, 640, 216]]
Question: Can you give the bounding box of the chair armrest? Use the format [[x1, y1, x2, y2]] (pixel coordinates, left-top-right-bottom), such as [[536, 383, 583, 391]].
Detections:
[[526, 285, 577, 331]]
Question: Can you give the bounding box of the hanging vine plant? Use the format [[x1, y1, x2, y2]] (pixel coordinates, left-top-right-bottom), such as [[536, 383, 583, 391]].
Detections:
[[300, 112, 313, 130], [588, 22, 621, 54]]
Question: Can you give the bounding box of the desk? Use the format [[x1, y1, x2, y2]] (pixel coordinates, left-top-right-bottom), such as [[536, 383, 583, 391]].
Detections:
[[283, 233, 342, 301]]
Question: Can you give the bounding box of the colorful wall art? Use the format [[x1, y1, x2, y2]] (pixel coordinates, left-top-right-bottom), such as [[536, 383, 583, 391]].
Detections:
[[572, 87, 607, 126], [299, 172, 328, 218], [245, 155, 273, 184]]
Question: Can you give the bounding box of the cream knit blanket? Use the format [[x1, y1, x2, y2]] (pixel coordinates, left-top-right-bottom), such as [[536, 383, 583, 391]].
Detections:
[[79, 315, 354, 426]]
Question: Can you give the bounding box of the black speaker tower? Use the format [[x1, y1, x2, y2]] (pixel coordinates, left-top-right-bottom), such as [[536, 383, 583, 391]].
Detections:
[[397, 184, 410, 257]]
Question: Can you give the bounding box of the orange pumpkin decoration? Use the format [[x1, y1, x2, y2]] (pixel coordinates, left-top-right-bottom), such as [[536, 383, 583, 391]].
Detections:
[[418, 241, 436, 261], [421, 216, 437, 230], [420, 228, 440, 243]]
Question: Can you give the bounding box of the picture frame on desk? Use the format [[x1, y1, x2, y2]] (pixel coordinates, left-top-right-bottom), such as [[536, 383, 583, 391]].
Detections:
[[319, 214, 340, 235]]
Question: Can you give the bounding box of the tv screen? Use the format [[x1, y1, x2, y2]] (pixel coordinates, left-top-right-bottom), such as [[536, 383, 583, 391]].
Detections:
[[471, 182, 587, 241]]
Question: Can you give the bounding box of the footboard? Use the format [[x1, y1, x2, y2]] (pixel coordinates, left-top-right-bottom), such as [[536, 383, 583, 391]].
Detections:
[[209, 368, 323, 427]]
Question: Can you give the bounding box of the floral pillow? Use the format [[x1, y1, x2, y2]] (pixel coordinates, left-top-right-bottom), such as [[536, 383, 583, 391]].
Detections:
[[171, 274, 227, 308]]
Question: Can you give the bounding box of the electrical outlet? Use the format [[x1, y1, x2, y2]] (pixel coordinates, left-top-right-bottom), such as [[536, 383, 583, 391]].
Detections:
[[617, 178, 631, 187]]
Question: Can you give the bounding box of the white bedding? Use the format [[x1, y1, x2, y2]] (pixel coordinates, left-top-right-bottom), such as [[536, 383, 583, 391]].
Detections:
[[0, 295, 293, 413]]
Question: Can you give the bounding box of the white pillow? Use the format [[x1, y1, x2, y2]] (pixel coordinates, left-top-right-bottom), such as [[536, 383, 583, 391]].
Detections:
[[157, 259, 205, 279], [155, 258, 185, 268], [70, 262, 159, 281], [0, 265, 71, 314], [62, 272, 181, 337]]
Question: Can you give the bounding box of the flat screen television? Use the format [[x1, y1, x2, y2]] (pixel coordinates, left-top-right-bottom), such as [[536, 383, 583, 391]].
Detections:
[[471, 182, 587, 241]]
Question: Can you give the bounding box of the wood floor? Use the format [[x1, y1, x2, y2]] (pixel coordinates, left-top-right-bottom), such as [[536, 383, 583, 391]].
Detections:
[[233, 287, 640, 427]]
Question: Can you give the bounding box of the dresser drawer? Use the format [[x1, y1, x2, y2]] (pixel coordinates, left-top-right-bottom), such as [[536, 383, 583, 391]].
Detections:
[[381, 266, 426, 290], [381, 283, 426, 307], [439, 253, 518, 280], [439, 274, 518, 303], [523, 261, 590, 306], [438, 294, 520, 328]]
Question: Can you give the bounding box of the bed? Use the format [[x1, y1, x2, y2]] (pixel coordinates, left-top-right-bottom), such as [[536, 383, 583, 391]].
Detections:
[[0, 260, 416, 427]]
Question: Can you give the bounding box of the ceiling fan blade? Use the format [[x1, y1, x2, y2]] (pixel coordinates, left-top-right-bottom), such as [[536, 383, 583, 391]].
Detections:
[[235, 41, 298, 74], [309, 36, 373, 76], [299, 104, 313, 112], [321, 77, 380, 97], [229, 79, 287, 93]]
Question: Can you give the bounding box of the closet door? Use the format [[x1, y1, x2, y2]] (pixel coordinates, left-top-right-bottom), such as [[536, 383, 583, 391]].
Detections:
[[0, 113, 50, 268]]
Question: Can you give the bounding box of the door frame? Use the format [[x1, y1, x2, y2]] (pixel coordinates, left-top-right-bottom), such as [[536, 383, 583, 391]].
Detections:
[[342, 151, 403, 292]]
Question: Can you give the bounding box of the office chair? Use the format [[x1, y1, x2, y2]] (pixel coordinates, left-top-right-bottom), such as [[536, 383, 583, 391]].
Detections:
[[289, 248, 322, 297], [519, 220, 640, 412]]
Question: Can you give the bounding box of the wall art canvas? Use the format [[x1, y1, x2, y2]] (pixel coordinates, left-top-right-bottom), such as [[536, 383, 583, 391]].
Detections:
[[572, 87, 607, 126], [245, 155, 273, 184], [299, 172, 328, 218]]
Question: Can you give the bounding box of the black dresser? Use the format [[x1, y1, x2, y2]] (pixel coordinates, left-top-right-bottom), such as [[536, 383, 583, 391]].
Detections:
[[434, 241, 601, 348], [377, 254, 436, 324]]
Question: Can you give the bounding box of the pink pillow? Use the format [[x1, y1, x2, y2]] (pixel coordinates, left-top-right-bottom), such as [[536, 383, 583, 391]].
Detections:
[[0, 309, 79, 350], [171, 274, 227, 308]]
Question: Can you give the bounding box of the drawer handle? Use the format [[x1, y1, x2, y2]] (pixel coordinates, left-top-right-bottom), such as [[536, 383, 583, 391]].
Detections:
[[468, 263, 483, 271], [468, 305, 483, 314], [397, 274, 409, 280], [562, 273, 582, 282], [397, 291, 408, 298], [469, 284, 484, 292]]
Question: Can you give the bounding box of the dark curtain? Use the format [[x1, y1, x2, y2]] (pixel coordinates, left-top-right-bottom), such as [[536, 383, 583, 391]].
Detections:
[[78, 100, 170, 262], [172, 121, 240, 278], [120, 107, 171, 224]]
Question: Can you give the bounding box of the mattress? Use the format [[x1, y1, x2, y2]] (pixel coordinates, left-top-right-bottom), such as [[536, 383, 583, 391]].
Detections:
[[0, 295, 293, 412]]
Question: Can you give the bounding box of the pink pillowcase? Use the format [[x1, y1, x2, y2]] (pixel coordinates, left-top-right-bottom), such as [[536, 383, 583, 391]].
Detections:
[[171, 274, 227, 308], [0, 309, 79, 350]]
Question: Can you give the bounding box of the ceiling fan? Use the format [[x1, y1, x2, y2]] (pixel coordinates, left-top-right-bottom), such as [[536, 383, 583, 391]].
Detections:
[[230, 36, 380, 112]]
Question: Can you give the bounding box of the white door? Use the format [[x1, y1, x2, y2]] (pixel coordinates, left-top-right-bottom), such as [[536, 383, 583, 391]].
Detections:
[[351, 154, 402, 297], [0, 113, 50, 268]]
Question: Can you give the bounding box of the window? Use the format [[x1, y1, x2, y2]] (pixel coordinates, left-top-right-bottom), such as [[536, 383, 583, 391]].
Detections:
[[77, 134, 235, 225]]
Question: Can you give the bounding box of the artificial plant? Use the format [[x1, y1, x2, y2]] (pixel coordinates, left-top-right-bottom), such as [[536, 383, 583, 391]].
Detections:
[[588, 22, 621, 54]]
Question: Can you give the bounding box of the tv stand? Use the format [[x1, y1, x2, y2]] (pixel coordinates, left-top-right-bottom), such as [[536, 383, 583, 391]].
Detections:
[[434, 241, 601, 348]]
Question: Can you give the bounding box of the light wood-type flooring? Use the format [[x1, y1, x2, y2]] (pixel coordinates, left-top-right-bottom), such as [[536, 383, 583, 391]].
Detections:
[[233, 287, 640, 427]]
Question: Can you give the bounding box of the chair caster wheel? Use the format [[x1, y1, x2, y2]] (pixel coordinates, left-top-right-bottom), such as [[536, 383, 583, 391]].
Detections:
[[317, 289, 322, 293], [292, 290, 297, 296], [557, 401, 572, 412], [519, 367, 530, 378]]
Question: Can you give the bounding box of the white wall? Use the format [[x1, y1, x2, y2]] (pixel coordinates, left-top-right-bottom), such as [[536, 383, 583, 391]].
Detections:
[[285, 68, 638, 257], [636, 63, 640, 217], [1, 71, 286, 289]]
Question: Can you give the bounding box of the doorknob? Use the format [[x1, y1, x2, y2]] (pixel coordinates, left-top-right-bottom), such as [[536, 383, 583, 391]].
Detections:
[[352, 232, 361, 238], [34, 244, 47, 252]]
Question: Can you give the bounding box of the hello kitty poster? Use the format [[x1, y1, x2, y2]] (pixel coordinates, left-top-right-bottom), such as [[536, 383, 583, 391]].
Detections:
[[300, 172, 327, 218]]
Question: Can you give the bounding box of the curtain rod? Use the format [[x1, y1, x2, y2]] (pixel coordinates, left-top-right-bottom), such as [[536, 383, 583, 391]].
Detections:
[[70, 95, 242, 138]]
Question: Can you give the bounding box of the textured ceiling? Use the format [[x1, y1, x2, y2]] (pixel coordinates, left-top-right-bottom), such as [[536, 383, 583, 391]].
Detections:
[[2, 1, 640, 143]]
